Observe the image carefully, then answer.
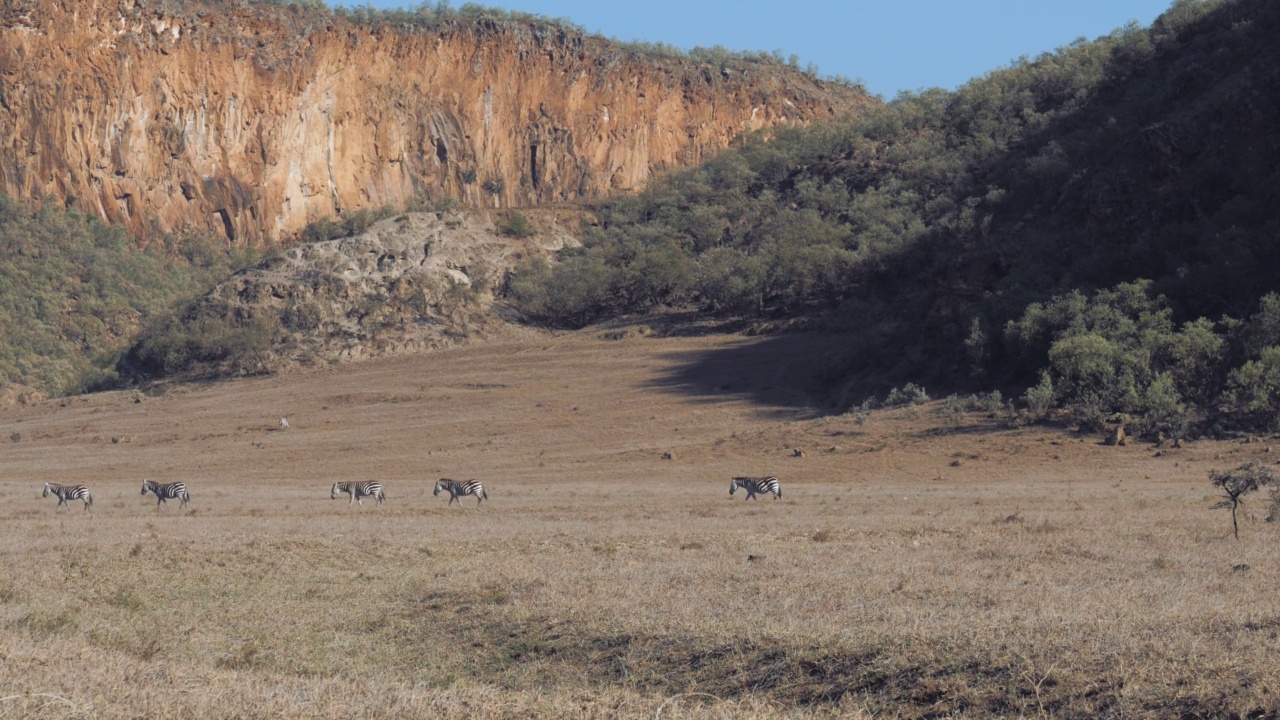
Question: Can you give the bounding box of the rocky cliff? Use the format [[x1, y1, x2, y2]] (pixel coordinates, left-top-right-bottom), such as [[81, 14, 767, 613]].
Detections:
[[0, 0, 871, 245]]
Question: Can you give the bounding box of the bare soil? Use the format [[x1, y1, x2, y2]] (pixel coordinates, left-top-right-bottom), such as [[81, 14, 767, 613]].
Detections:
[[1, 328, 1278, 718]]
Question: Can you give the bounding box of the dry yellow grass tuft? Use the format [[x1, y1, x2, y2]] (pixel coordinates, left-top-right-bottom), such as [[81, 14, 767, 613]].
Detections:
[[1, 330, 1278, 717]]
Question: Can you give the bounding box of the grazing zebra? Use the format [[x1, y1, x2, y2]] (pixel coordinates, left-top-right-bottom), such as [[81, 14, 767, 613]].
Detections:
[[729, 476, 782, 500], [331, 481, 385, 507], [43, 482, 92, 511], [141, 480, 190, 508], [433, 478, 487, 505]]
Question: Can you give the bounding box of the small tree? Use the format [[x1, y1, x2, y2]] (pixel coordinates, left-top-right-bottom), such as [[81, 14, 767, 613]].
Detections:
[[1210, 461, 1277, 540]]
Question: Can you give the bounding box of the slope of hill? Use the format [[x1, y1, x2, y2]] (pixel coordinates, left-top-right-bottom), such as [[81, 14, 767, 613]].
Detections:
[[509, 0, 1280, 429], [124, 208, 583, 379], [0, 0, 869, 244]]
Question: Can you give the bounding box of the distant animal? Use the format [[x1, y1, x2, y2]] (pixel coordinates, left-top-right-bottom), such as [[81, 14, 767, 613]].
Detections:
[[331, 481, 385, 507], [141, 480, 190, 508], [729, 476, 782, 500], [279, 418, 289, 430], [43, 482, 92, 511], [434, 478, 488, 505]]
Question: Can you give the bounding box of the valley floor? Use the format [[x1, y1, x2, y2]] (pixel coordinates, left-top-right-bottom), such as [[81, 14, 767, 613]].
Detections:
[[1, 329, 1277, 718]]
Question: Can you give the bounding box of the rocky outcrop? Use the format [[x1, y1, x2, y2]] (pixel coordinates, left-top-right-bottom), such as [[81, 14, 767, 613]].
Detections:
[[0, 0, 871, 245], [173, 209, 579, 370]]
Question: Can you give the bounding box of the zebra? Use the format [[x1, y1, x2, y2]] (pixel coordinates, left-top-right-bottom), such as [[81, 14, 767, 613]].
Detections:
[[433, 478, 487, 505], [141, 480, 190, 508], [43, 482, 92, 511], [729, 476, 782, 500], [331, 481, 385, 507]]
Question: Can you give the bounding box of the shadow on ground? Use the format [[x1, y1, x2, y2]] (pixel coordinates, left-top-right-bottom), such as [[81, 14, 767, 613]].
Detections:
[[643, 332, 860, 417]]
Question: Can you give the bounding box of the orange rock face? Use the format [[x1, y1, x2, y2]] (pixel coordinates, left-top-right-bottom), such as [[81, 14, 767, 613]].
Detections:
[[0, 1, 870, 245]]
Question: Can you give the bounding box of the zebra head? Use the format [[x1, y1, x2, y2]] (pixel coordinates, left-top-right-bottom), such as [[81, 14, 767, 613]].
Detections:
[[729, 478, 739, 496], [330, 483, 341, 500], [42, 482, 52, 498], [140, 480, 152, 495], [433, 479, 448, 496]]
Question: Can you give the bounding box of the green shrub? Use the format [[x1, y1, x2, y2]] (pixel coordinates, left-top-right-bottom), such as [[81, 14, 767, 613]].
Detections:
[[496, 213, 536, 238], [1138, 372, 1186, 436], [1222, 346, 1280, 428], [1004, 281, 1203, 424], [297, 206, 395, 244], [506, 256, 614, 327], [885, 383, 929, 406], [128, 312, 277, 378], [1022, 371, 1056, 416]]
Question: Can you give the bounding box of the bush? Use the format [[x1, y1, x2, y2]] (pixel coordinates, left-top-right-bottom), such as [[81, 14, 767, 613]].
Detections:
[[1022, 371, 1056, 416], [496, 213, 536, 238], [1004, 281, 1214, 426], [885, 383, 929, 406], [298, 206, 395, 244], [1222, 346, 1280, 428], [505, 256, 614, 327], [128, 311, 277, 378]]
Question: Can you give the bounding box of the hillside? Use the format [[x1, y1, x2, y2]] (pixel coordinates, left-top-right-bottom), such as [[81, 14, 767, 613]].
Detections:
[[0, 0, 869, 244], [125, 208, 584, 379], [509, 0, 1280, 430]]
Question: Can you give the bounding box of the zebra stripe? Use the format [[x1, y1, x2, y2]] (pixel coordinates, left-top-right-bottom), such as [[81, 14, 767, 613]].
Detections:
[[43, 482, 92, 510], [729, 476, 782, 500], [331, 481, 385, 507], [141, 480, 190, 508], [434, 478, 487, 505]]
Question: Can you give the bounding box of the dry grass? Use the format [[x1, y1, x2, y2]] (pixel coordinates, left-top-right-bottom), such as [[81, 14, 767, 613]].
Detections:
[[1, 330, 1279, 718]]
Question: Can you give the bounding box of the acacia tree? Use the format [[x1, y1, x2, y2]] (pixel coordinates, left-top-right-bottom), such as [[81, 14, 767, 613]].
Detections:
[[1210, 461, 1277, 540]]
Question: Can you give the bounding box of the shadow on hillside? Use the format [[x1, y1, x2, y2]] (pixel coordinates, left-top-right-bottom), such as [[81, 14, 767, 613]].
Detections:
[[644, 332, 859, 417]]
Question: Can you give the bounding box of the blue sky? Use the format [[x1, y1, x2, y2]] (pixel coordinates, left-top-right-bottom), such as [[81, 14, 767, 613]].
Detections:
[[336, 1, 1177, 97]]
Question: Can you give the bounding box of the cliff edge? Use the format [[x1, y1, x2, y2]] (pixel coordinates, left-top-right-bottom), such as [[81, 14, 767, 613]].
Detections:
[[0, 0, 872, 244]]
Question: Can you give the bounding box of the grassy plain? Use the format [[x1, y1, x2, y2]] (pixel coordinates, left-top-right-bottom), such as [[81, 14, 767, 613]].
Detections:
[[1, 328, 1278, 718]]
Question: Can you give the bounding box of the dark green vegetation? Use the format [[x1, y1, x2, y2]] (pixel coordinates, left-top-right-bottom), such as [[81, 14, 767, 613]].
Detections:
[[0, 196, 264, 395], [509, 0, 1280, 432]]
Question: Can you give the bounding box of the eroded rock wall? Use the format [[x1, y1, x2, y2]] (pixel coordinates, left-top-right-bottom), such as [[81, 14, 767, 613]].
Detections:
[[0, 0, 870, 244]]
